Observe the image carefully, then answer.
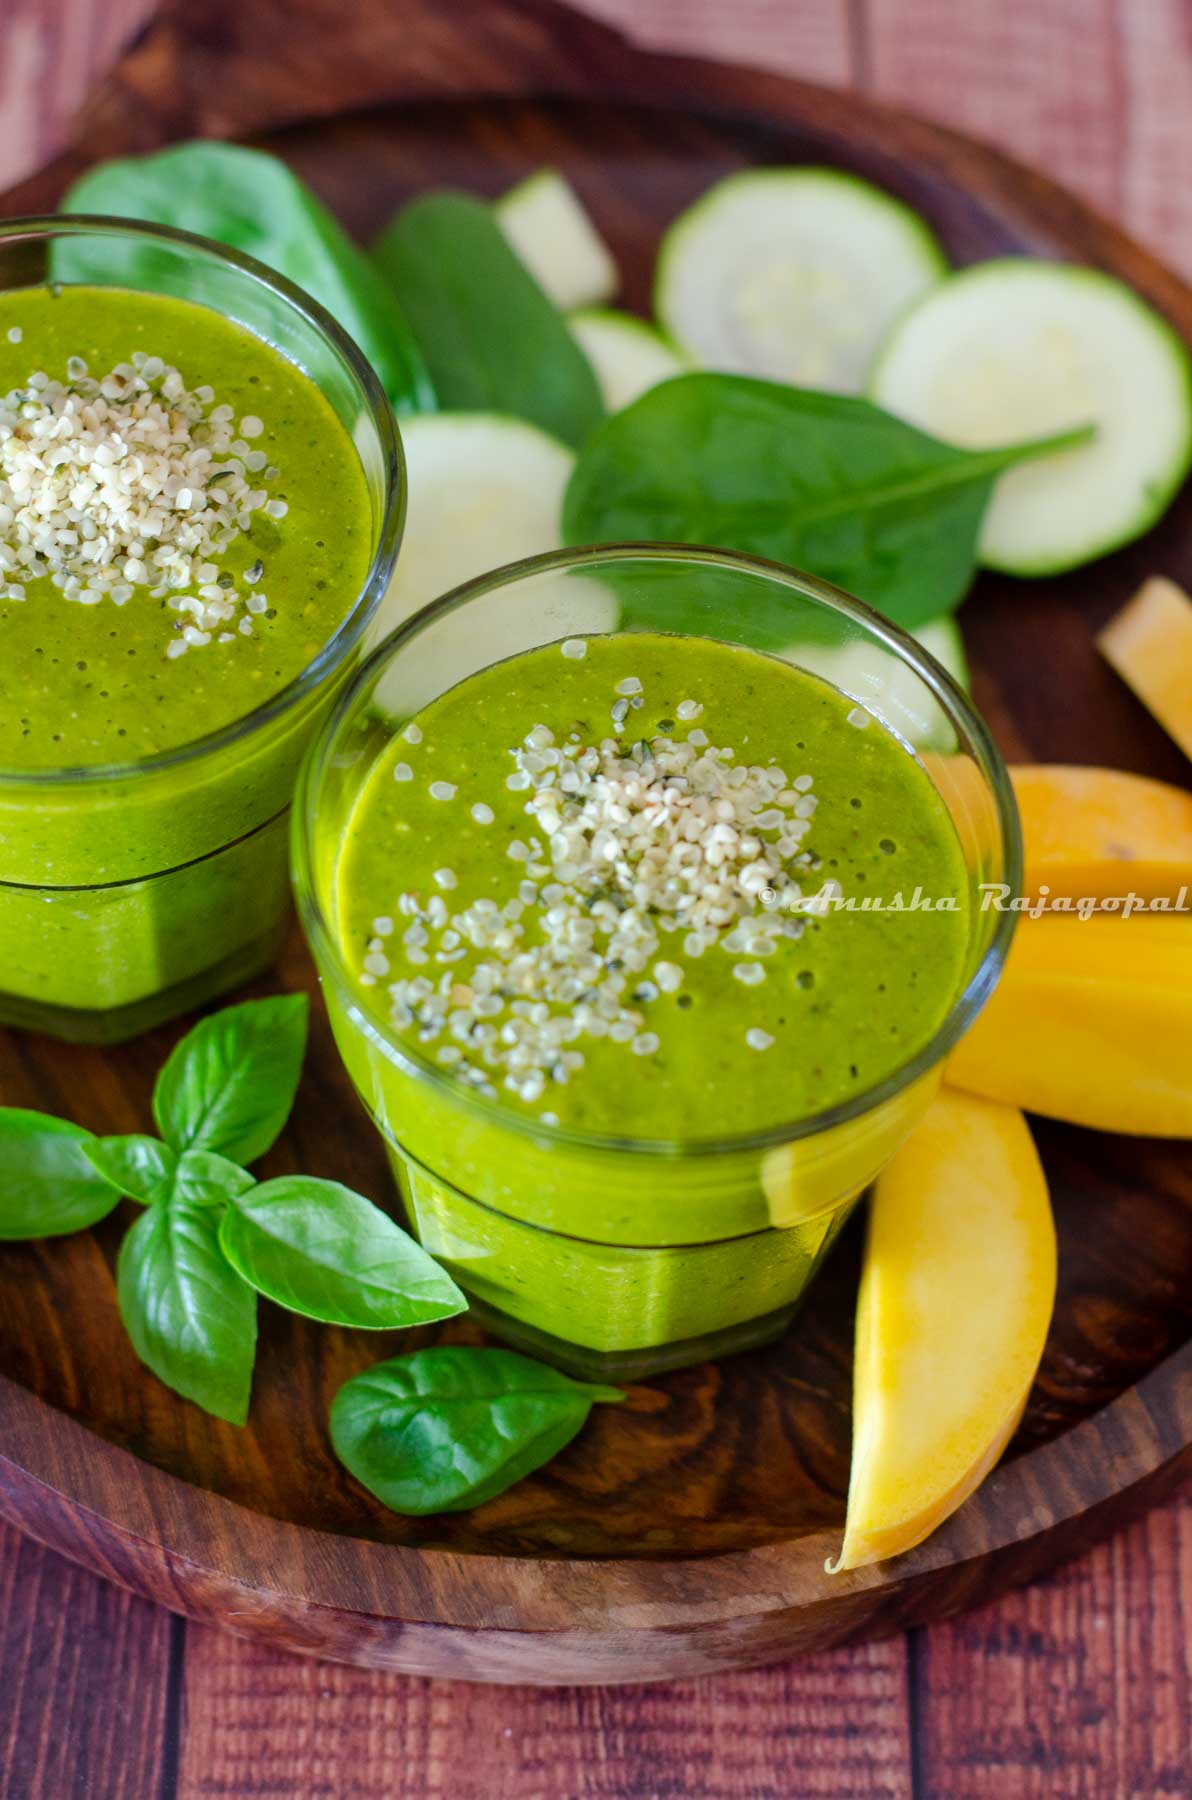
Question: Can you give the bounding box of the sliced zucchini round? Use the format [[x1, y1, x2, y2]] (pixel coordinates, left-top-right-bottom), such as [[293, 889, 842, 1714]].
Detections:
[[371, 413, 574, 643], [782, 616, 967, 751], [914, 615, 969, 691], [495, 169, 618, 312], [869, 259, 1192, 575], [655, 168, 947, 394], [568, 308, 688, 413], [370, 414, 616, 720]]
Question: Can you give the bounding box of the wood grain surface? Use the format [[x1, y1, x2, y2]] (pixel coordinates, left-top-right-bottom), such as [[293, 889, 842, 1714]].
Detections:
[[1, 0, 1190, 1793]]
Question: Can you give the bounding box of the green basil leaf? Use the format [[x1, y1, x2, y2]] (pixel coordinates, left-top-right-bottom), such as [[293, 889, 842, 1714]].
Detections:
[[174, 1150, 256, 1209], [219, 1177, 466, 1329], [59, 141, 435, 416], [373, 192, 603, 448], [330, 1347, 624, 1514], [84, 1135, 178, 1207], [0, 1107, 123, 1239], [562, 374, 1093, 630], [152, 994, 309, 1166], [117, 1185, 257, 1424]]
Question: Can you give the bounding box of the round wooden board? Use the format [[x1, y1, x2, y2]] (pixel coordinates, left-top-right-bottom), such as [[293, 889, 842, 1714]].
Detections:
[[0, 0, 1189, 1685]]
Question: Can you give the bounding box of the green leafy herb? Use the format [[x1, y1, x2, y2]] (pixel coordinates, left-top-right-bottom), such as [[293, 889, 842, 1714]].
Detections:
[[219, 1176, 466, 1329], [1, 995, 470, 1425], [562, 373, 1094, 629], [372, 192, 603, 448], [59, 141, 435, 415], [152, 994, 309, 1166], [117, 1182, 258, 1425], [171, 1149, 257, 1209], [330, 1347, 624, 1514], [0, 1108, 123, 1240], [84, 1135, 178, 1206]]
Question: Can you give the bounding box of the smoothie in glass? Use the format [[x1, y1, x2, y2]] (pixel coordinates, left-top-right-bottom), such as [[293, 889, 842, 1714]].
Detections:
[[0, 220, 401, 1040], [297, 548, 1018, 1379]]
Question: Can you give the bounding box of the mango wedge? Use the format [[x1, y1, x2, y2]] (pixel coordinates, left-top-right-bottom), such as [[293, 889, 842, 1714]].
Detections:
[[832, 1089, 1055, 1572], [1011, 764, 1192, 902], [1098, 576, 1192, 763], [948, 915, 1192, 1136]]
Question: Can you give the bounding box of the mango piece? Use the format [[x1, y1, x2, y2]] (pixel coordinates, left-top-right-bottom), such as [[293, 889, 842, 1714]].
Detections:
[[1098, 576, 1192, 762], [948, 915, 1192, 1136], [832, 1089, 1055, 1572], [1011, 764, 1192, 901]]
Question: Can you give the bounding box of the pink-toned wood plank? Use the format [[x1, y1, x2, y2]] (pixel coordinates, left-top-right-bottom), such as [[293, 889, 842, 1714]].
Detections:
[[1115, 0, 1192, 282], [912, 1491, 1192, 1798], [0, 0, 158, 191], [0, 1522, 173, 1800], [177, 1626, 913, 1800], [577, 0, 855, 88], [862, 0, 1125, 220]]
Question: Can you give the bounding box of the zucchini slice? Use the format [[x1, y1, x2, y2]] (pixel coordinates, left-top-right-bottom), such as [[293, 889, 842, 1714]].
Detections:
[[568, 309, 688, 412], [870, 260, 1192, 575], [783, 616, 968, 751], [655, 168, 947, 393], [495, 170, 618, 312], [370, 414, 616, 719]]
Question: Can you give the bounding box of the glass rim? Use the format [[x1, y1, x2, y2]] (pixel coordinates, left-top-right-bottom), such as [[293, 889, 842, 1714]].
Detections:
[[0, 213, 405, 789], [294, 541, 1023, 1160]]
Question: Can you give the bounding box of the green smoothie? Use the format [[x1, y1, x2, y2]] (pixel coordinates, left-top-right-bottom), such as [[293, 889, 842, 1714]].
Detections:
[[324, 631, 972, 1372], [0, 282, 376, 1036]]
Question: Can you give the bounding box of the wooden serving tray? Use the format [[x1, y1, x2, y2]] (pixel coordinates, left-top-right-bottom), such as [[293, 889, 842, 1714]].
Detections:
[[0, 0, 1188, 1684]]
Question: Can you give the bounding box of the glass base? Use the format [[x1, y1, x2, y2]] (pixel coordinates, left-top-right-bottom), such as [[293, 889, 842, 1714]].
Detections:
[[0, 915, 288, 1045], [461, 1291, 803, 1381]]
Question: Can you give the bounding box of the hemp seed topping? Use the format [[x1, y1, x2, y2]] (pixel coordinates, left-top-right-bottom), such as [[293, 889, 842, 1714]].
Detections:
[[0, 350, 282, 656], [375, 671, 831, 1112]]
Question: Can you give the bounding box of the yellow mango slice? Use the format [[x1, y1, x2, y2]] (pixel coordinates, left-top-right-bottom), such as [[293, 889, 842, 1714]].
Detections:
[[1098, 576, 1192, 762], [948, 915, 1192, 1135], [832, 1089, 1055, 1572], [1011, 764, 1192, 901]]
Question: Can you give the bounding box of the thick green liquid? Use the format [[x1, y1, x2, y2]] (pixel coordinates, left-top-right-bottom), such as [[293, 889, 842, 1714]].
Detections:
[[338, 633, 970, 1140], [0, 285, 372, 769], [327, 632, 974, 1372], [0, 284, 374, 1033]]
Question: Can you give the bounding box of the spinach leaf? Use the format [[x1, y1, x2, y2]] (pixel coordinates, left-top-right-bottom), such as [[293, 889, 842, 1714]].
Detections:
[[59, 141, 435, 416], [152, 994, 308, 1166], [562, 374, 1093, 629], [85, 1135, 178, 1207], [0, 1108, 123, 1239], [330, 1347, 624, 1514], [372, 192, 603, 448], [117, 1184, 257, 1424], [220, 1177, 465, 1329]]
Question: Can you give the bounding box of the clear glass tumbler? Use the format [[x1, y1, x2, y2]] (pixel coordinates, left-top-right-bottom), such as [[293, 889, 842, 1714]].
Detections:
[[0, 217, 403, 1042], [294, 546, 1020, 1380]]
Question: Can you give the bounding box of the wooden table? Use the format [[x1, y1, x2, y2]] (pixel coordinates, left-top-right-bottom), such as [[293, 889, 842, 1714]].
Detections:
[[1, 2, 1189, 1794]]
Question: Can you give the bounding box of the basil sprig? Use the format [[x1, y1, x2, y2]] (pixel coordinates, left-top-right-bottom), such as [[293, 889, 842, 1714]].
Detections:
[[118, 1187, 259, 1426], [152, 993, 308, 1165], [563, 373, 1094, 631], [219, 1176, 464, 1329], [0, 1108, 121, 1239], [0, 995, 465, 1422], [330, 1347, 625, 1515]]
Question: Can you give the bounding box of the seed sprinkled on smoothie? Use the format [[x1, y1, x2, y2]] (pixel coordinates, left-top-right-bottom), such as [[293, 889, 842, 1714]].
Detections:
[[369, 667, 839, 1110], [0, 350, 284, 655]]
